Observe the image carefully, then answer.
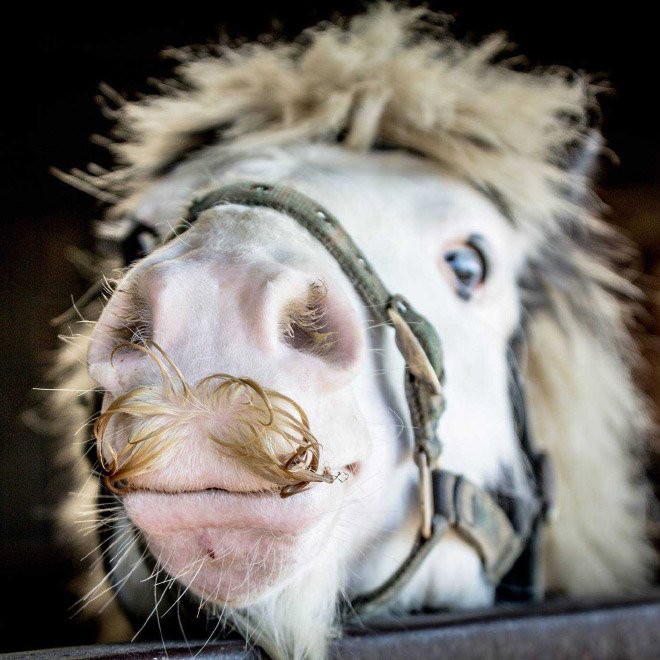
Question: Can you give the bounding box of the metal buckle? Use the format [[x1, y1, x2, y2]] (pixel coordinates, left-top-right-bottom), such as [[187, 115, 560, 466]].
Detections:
[[416, 449, 434, 539], [387, 297, 440, 541], [387, 299, 443, 397]]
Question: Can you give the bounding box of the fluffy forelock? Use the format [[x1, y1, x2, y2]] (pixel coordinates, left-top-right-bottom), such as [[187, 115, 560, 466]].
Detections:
[[82, 2, 601, 245]]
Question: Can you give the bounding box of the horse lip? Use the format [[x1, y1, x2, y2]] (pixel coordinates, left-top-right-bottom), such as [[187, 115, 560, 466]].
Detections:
[[123, 480, 341, 536], [122, 461, 360, 498], [131, 486, 281, 496]]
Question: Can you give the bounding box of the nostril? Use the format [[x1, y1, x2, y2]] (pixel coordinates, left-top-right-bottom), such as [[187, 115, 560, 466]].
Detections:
[[111, 297, 153, 347], [99, 286, 153, 348], [87, 284, 155, 394], [277, 280, 363, 370], [279, 282, 335, 357]]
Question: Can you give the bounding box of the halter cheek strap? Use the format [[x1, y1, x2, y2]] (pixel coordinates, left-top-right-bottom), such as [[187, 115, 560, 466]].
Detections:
[[95, 181, 553, 623], [178, 182, 547, 613]]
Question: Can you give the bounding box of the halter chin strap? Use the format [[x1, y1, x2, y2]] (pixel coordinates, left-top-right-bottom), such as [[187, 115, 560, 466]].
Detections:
[[97, 181, 553, 622]]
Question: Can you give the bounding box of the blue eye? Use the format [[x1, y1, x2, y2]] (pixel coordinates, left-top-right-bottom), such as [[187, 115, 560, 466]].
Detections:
[[443, 238, 488, 300]]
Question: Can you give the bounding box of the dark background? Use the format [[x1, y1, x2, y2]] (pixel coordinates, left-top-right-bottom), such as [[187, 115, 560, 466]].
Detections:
[[1, 2, 658, 652]]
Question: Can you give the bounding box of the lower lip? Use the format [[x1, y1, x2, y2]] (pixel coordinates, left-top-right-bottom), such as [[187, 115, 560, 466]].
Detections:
[[124, 483, 336, 536]]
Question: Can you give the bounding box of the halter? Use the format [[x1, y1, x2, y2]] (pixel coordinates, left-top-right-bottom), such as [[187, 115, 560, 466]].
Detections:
[[93, 181, 555, 632]]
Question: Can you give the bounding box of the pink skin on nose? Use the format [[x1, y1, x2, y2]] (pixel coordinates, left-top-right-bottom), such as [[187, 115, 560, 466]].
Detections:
[[89, 258, 364, 393]]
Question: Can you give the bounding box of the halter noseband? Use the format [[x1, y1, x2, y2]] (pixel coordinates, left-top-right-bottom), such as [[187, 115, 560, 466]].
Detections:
[[94, 181, 554, 628]]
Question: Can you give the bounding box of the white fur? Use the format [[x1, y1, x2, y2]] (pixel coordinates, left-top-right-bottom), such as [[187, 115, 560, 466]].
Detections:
[[52, 6, 654, 659]]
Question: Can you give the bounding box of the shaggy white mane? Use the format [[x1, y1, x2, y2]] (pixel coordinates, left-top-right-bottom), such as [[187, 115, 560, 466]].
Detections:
[[76, 3, 594, 241]]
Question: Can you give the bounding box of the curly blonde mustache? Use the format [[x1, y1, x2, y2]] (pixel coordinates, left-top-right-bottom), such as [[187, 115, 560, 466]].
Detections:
[[93, 341, 338, 498]]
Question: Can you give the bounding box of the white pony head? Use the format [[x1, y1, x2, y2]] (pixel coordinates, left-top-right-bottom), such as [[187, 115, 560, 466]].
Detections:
[[57, 5, 653, 658]]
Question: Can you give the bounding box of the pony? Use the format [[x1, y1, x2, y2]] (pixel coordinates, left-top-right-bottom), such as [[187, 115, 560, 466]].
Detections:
[[51, 5, 654, 658]]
